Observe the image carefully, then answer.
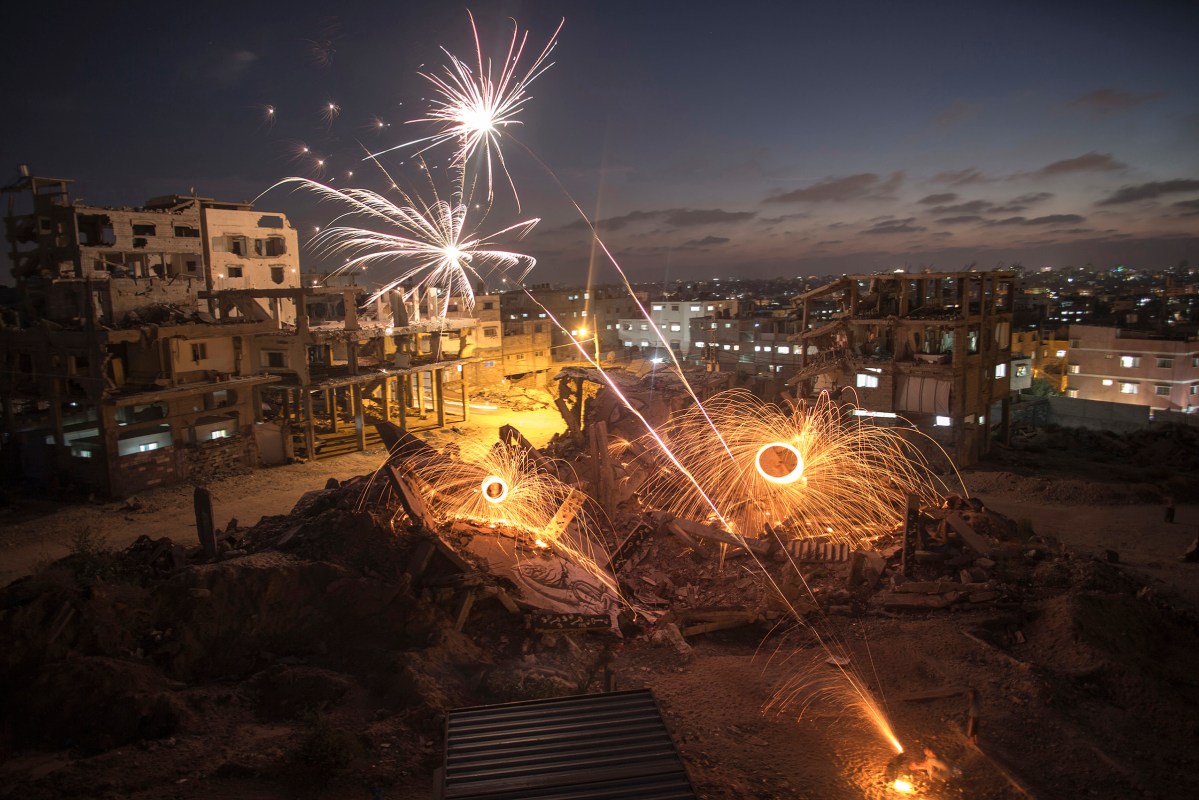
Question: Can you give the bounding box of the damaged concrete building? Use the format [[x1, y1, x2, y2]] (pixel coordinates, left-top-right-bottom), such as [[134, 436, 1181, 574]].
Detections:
[[792, 271, 1016, 464], [0, 168, 476, 496]]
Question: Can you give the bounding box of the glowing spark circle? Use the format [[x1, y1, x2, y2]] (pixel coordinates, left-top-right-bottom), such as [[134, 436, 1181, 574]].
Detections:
[[892, 778, 914, 794], [480, 475, 509, 504], [754, 441, 804, 484]]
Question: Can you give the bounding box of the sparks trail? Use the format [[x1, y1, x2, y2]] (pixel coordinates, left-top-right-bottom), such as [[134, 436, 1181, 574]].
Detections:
[[401, 438, 622, 606], [368, 11, 563, 209], [504, 130, 920, 759], [637, 389, 952, 545], [261, 175, 537, 314]]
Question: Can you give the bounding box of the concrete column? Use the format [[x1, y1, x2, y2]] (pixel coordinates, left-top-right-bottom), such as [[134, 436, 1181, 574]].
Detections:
[[460, 368, 469, 423], [435, 368, 445, 427], [381, 376, 392, 422], [398, 375, 408, 431], [327, 388, 337, 432], [352, 384, 366, 451], [415, 372, 426, 419], [302, 389, 316, 459]]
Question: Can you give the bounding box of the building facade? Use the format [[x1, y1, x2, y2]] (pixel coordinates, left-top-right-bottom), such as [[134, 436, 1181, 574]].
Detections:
[[794, 271, 1016, 464], [1066, 324, 1199, 413]]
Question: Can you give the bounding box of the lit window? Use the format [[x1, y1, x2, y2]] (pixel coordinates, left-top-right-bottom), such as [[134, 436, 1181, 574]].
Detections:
[[1119, 382, 1138, 394], [934, 416, 952, 427], [1120, 356, 1140, 368], [1067, 389, 1080, 398], [777, 346, 790, 354], [856, 373, 879, 388], [690, 305, 701, 312], [1069, 365, 1080, 374], [1102, 379, 1114, 386], [1191, 385, 1198, 396], [995, 363, 1007, 378], [652, 304, 664, 311], [1055, 349, 1067, 358]]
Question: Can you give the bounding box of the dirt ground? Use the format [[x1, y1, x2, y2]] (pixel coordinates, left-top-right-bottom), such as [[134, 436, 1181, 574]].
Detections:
[[2, 413, 1199, 800], [0, 404, 565, 588]]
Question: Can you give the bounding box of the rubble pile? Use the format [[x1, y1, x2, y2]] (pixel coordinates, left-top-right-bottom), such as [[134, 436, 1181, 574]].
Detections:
[[987, 422, 1199, 500]]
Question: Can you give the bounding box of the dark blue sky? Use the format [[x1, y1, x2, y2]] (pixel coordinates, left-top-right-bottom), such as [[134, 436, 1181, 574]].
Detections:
[[3, 1, 1197, 285]]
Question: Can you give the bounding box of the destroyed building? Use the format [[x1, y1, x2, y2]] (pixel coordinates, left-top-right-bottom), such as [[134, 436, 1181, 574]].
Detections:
[[0, 168, 477, 496], [792, 271, 1016, 465]]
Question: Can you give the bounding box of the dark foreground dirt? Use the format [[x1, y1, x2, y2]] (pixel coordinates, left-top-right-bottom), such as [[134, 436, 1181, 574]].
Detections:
[[1, 424, 1198, 799]]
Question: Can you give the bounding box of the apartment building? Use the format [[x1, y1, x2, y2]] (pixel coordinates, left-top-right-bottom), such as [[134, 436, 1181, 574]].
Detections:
[[1065, 324, 1199, 412], [1, 168, 474, 496], [617, 298, 738, 356], [794, 271, 1016, 465]]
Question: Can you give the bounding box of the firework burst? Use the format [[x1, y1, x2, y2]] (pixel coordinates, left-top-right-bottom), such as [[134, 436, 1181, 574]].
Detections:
[[269, 176, 537, 312], [637, 389, 954, 545], [369, 12, 563, 206]]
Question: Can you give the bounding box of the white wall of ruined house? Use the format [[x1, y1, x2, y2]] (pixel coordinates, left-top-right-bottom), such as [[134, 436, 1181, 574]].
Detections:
[[168, 336, 237, 383], [203, 208, 301, 324]]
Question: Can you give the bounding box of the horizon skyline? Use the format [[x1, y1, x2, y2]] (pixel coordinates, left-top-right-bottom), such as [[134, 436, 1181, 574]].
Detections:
[[2, 1, 1196, 287]]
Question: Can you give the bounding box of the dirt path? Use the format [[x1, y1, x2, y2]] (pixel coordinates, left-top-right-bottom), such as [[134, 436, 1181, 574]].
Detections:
[[968, 488, 1199, 609], [0, 405, 565, 586]]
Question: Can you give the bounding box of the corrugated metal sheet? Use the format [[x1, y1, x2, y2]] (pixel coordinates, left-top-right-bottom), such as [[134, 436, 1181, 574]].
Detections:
[[442, 689, 696, 800]]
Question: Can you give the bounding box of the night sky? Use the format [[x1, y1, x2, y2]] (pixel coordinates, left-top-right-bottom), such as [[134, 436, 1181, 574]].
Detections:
[[2, 0, 1197, 285]]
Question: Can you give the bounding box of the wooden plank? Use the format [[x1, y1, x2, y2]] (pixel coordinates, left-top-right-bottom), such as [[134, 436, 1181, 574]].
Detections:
[[670, 517, 771, 557], [896, 685, 970, 703], [882, 591, 960, 609], [945, 512, 996, 558], [544, 488, 587, 542], [452, 589, 476, 632], [194, 485, 217, 559], [498, 424, 558, 476], [555, 397, 582, 436], [384, 463, 439, 531], [609, 521, 654, 574]]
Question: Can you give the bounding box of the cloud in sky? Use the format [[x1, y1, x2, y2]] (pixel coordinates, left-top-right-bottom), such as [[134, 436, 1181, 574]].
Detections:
[[1067, 87, 1162, 116], [562, 207, 755, 231], [765, 172, 903, 203], [1032, 152, 1126, 177], [992, 192, 1054, 213], [928, 199, 993, 215], [918, 193, 958, 205], [932, 100, 977, 130], [986, 214, 1086, 227], [1097, 179, 1199, 205], [932, 168, 991, 186], [863, 217, 925, 235], [683, 235, 731, 247]]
